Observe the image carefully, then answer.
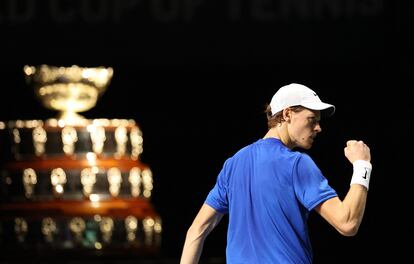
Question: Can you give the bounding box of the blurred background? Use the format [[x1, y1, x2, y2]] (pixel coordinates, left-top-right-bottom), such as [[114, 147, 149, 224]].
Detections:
[[0, 0, 412, 263]]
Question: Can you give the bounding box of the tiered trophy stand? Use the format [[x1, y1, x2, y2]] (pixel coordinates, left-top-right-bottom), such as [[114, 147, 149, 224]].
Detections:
[[0, 65, 162, 261]]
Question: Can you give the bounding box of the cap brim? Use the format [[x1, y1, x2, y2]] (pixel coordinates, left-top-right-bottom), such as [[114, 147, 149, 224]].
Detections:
[[302, 102, 336, 117]]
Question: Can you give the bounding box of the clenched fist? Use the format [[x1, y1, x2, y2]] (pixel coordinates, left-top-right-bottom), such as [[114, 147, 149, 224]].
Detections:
[[344, 140, 371, 164]]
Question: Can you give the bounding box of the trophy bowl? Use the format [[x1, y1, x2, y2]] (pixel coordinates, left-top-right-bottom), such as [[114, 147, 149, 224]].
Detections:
[[23, 64, 113, 125]]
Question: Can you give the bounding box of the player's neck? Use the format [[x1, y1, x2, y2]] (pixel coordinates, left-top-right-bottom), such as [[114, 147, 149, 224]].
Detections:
[[263, 124, 292, 149]]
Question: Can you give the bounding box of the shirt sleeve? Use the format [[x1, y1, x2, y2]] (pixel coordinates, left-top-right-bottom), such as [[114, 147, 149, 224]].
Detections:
[[204, 158, 232, 214], [293, 153, 337, 211]]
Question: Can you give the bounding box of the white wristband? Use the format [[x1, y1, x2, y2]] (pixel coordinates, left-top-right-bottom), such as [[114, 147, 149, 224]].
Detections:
[[350, 160, 372, 190]]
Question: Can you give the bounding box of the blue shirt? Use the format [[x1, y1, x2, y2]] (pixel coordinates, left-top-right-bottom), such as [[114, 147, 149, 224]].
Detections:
[[205, 138, 337, 264]]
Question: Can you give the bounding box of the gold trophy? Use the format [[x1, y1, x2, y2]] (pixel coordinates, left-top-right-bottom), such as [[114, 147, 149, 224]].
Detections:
[[0, 64, 161, 256], [23, 64, 113, 125]]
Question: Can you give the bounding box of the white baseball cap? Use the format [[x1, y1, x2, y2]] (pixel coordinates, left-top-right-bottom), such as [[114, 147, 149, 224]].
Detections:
[[270, 83, 335, 116]]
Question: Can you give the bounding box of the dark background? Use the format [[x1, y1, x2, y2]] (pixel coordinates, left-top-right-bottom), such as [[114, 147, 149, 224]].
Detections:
[[0, 0, 413, 263]]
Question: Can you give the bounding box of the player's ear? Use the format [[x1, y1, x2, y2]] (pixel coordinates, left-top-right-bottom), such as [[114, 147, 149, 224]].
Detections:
[[283, 108, 291, 122]]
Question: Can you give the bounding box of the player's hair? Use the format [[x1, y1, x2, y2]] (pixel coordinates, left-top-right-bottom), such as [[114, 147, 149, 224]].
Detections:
[[265, 105, 304, 129]]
